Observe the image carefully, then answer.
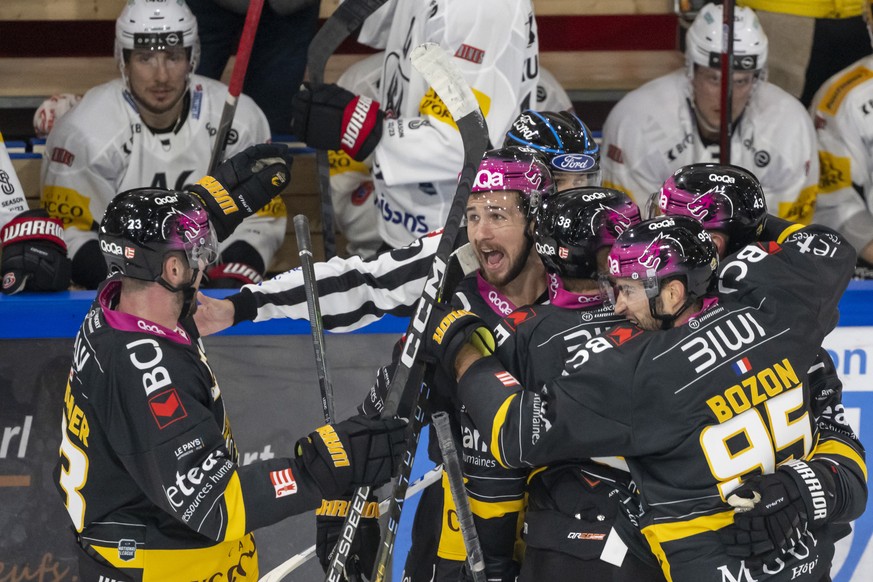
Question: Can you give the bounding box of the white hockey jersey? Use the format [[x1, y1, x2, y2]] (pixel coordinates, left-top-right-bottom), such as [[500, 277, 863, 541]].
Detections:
[[0, 132, 29, 230], [810, 56, 873, 255], [358, 0, 540, 248], [601, 69, 819, 223], [40, 76, 284, 267]]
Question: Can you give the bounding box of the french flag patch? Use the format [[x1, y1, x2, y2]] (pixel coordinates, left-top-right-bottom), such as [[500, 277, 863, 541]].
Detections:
[[270, 468, 298, 498], [732, 357, 752, 375], [495, 371, 519, 387]]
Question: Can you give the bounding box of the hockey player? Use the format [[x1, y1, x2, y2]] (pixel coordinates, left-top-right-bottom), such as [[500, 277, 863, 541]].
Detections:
[[55, 183, 407, 581], [601, 3, 819, 224], [0, 130, 71, 294], [291, 0, 540, 249], [427, 215, 865, 581], [809, 0, 873, 272], [40, 0, 284, 290], [650, 163, 868, 566], [489, 187, 667, 581], [316, 147, 557, 581]]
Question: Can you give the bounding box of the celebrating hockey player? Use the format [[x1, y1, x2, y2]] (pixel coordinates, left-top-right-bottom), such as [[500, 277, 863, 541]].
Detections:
[[316, 146, 557, 581], [649, 163, 868, 566], [54, 159, 407, 580], [600, 2, 819, 225], [291, 0, 540, 250], [809, 0, 873, 272], [482, 187, 670, 581], [40, 0, 284, 290], [427, 209, 864, 581]]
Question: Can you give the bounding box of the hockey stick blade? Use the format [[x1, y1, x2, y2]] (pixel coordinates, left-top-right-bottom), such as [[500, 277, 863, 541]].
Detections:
[[307, 0, 390, 86], [369, 43, 490, 582], [307, 0, 389, 258]]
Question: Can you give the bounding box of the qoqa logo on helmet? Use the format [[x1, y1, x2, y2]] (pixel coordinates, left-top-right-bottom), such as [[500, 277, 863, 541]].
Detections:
[[154, 194, 179, 205], [100, 240, 124, 256], [535, 241, 556, 256], [648, 218, 675, 230], [709, 174, 735, 184], [580, 191, 608, 202], [474, 169, 505, 189]]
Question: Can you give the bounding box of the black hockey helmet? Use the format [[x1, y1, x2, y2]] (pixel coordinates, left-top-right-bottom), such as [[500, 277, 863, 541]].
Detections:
[[534, 187, 641, 279], [503, 110, 600, 187], [607, 215, 718, 302], [649, 163, 767, 254], [471, 146, 556, 219], [100, 188, 218, 282]]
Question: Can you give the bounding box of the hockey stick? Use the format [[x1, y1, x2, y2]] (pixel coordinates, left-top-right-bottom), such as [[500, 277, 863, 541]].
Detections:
[[257, 465, 444, 582], [719, 0, 735, 164], [370, 42, 489, 582], [307, 0, 389, 259], [294, 214, 337, 424], [431, 412, 486, 582], [207, 0, 264, 174]]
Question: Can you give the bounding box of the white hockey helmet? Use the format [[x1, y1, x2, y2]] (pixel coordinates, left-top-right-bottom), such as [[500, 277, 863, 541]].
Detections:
[[115, 0, 200, 85], [685, 3, 768, 77]]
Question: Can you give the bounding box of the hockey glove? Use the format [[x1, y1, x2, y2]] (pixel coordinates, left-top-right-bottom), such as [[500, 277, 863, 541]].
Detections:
[[426, 306, 496, 380], [721, 459, 836, 561], [204, 262, 264, 288], [315, 494, 381, 579], [1, 209, 71, 294], [296, 415, 407, 499], [203, 240, 266, 288], [291, 82, 384, 161], [33, 93, 82, 138], [188, 143, 292, 242]]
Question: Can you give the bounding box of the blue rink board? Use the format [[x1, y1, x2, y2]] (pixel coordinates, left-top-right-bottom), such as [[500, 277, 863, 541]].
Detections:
[[2, 283, 872, 581], [1, 281, 872, 339]]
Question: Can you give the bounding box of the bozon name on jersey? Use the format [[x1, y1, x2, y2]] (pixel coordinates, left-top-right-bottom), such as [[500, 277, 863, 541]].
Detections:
[[705, 358, 802, 422]]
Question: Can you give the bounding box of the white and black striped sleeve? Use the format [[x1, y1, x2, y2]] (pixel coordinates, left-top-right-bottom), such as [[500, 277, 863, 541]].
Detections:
[[229, 230, 443, 332]]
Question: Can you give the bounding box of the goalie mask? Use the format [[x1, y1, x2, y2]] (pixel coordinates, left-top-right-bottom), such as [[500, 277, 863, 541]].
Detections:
[[504, 110, 601, 190], [535, 187, 641, 280], [115, 0, 200, 88], [100, 188, 217, 313], [649, 163, 767, 255]]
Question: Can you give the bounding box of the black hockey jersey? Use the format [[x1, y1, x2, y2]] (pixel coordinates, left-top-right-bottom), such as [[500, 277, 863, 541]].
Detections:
[[459, 224, 864, 582], [55, 278, 324, 581]]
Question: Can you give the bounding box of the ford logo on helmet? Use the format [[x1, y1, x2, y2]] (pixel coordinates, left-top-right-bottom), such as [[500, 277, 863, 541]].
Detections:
[[551, 154, 596, 173]]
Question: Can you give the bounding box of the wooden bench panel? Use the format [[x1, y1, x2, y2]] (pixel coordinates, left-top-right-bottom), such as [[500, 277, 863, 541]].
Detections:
[[0, 0, 672, 20]]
